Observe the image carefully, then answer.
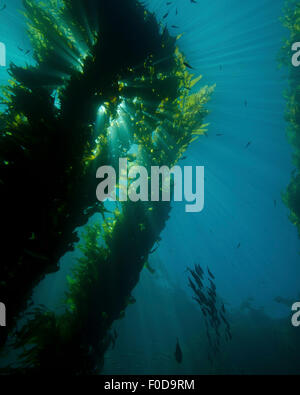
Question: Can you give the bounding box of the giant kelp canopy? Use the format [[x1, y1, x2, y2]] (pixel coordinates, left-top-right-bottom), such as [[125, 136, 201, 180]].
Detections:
[[0, 0, 213, 373], [281, 0, 300, 237]]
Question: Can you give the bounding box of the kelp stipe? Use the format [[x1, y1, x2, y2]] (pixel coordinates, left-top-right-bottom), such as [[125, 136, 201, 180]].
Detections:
[[0, 0, 214, 373], [280, 0, 300, 237]]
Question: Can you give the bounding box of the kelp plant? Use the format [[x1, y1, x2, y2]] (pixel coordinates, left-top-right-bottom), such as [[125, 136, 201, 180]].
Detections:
[[280, 0, 300, 236], [0, 0, 214, 373]]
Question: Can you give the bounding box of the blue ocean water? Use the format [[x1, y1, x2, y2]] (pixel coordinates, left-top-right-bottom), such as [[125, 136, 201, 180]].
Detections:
[[0, 0, 299, 374]]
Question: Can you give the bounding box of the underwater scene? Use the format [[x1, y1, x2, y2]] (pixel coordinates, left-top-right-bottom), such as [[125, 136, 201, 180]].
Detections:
[[0, 0, 300, 378]]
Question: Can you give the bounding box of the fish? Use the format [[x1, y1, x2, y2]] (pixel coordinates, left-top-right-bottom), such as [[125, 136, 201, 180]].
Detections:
[[208, 285, 216, 295], [208, 288, 216, 299], [274, 199, 277, 207], [175, 339, 183, 363], [207, 267, 215, 279], [171, 25, 179, 28], [208, 278, 216, 290], [245, 141, 252, 149], [190, 0, 197, 3], [163, 12, 169, 19], [208, 292, 216, 303], [162, 26, 168, 38], [188, 278, 198, 294], [195, 263, 204, 278], [176, 8, 178, 15], [189, 270, 203, 289], [187, 264, 230, 354], [237, 242, 241, 249], [150, 245, 159, 254], [183, 62, 194, 70], [193, 296, 204, 307], [216, 133, 223, 136], [244, 100, 248, 107], [0, 4, 6, 11], [197, 292, 207, 305]]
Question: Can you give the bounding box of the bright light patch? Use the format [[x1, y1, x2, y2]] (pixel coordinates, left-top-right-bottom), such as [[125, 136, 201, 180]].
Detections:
[[117, 100, 126, 117], [98, 105, 106, 114], [52, 90, 61, 109]]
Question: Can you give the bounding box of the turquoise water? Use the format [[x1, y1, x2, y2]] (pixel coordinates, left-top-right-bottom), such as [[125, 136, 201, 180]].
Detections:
[[1, 0, 299, 374]]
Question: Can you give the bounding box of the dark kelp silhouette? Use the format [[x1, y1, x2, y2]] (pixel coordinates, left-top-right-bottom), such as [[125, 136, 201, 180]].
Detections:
[[280, 1, 300, 237], [0, 0, 213, 373]]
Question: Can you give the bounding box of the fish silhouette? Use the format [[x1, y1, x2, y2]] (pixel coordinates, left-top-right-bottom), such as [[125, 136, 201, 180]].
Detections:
[[207, 267, 215, 279], [184, 62, 194, 69], [175, 339, 183, 363]]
